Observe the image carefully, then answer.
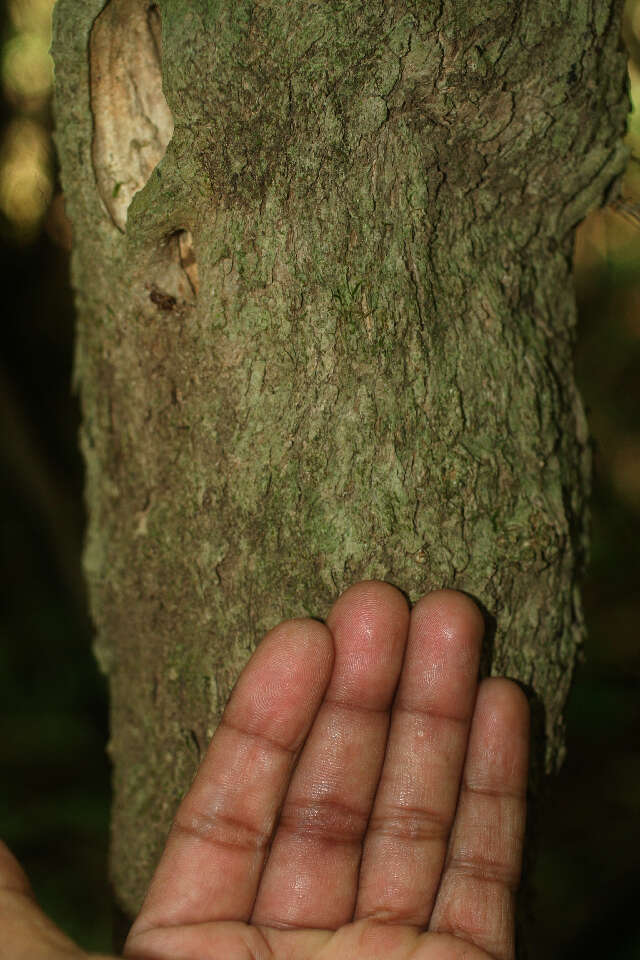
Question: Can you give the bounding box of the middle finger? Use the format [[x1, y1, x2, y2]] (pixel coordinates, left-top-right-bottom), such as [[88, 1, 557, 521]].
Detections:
[[355, 590, 483, 926], [250, 581, 410, 930]]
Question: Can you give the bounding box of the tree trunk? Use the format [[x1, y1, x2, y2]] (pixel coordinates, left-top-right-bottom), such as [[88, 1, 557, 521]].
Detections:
[[52, 0, 628, 929]]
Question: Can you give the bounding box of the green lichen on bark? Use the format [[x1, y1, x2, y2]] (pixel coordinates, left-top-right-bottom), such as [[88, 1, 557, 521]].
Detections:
[[53, 0, 628, 919]]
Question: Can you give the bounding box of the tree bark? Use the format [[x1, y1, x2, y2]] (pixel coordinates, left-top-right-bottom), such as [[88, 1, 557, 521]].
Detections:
[[53, 0, 628, 927]]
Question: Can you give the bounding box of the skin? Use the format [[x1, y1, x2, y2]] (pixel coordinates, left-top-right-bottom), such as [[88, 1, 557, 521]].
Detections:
[[0, 581, 530, 960]]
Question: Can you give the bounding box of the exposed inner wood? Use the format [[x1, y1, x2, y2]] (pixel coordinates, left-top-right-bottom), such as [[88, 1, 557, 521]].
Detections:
[[90, 0, 173, 231]]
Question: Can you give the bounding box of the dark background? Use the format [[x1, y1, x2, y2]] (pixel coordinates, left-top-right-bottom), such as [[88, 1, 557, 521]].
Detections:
[[1, 0, 639, 956]]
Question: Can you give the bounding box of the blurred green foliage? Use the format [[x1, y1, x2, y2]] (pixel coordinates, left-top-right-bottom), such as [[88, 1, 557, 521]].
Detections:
[[528, 214, 640, 957]]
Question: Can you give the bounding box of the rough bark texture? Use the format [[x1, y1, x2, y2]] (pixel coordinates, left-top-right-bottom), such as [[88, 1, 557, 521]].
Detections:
[[53, 0, 628, 924]]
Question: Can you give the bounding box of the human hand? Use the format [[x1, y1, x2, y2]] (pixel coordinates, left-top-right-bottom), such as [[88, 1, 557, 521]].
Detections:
[[0, 582, 529, 960], [126, 582, 529, 960]]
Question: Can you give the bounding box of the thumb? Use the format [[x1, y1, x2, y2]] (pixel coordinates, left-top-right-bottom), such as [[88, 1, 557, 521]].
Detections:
[[0, 837, 88, 960], [0, 838, 34, 898]]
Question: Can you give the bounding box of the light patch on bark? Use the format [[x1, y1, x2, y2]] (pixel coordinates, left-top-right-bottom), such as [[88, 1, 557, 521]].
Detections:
[[177, 229, 199, 294], [90, 0, 173, 231]]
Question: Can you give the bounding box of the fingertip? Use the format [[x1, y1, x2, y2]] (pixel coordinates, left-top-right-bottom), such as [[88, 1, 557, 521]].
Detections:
[[325, 579, 410, 632], [412, 589, 485, 640], [222, 616, 336, 752], [468, 677, 530, 792], [258, 616, 335, 698], [408, 592, 485, 684], [263, 616, 335, 668], [476, 677, 531, 734]]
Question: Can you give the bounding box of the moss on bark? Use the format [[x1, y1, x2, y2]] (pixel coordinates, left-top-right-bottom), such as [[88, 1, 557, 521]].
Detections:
[[53, 0, 628, 920]]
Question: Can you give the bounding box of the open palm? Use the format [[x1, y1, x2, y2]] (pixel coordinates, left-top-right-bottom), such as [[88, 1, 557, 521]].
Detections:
[[124, 582, 529, 960]]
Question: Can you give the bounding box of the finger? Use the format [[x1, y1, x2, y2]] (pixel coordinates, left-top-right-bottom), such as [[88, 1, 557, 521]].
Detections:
[[129, 618, 334, 937], [355, 590, 484, 925], [0, 839, 33, 899], [428, 678, 530, 960], [0, 839, 86, 959], [250, 581, 410, 930]]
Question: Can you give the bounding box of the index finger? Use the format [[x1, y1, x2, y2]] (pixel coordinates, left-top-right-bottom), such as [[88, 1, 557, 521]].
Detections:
[[129, 618, 334, 936]]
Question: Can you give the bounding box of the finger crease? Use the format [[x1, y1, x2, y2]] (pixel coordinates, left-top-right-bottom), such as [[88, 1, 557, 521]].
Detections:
[[277, 797, 370, 844], [254, 916, 317, 931], [324, 697, 389, 718], [367, 804, 452, 842], [172, 809, 271, 853], [462, 782, 525, 802], [221, 717, 298, 758], [393, 701, 469, 726], [446, 856, 520, 890]]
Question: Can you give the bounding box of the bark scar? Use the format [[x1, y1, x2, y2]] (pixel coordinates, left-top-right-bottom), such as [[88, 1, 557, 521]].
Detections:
[[89, 0, 174, 231]]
